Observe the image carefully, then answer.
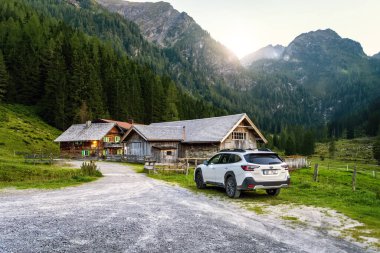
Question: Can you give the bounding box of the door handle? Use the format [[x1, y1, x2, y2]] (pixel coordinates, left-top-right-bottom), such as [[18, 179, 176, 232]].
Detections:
[[225, 167, 228, 170]]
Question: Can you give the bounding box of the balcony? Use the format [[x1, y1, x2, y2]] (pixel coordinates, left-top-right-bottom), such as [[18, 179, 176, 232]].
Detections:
[[103, 142, 123, 148]]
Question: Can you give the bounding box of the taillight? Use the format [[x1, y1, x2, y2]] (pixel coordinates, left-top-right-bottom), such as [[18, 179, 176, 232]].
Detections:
[[241, 165, 260, 171], [281, 164, 289, 170]]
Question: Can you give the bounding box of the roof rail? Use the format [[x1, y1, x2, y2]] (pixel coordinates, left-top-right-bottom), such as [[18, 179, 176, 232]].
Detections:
[[219, 149, 246, 153], [257, 148, 272, 152]]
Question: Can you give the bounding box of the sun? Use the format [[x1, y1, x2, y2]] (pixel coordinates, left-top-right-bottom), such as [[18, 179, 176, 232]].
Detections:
[[223, 35, 258, 59]]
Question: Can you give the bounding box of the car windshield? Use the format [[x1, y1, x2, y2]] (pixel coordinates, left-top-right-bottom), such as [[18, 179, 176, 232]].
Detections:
[[244, 154, 283, 165]]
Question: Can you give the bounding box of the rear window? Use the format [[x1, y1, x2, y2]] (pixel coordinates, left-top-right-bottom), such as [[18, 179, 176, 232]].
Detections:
[[244, 154, 283, 165]]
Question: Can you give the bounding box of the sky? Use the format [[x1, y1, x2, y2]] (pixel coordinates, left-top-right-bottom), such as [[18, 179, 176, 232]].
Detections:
[[128, 0, 380, 58]]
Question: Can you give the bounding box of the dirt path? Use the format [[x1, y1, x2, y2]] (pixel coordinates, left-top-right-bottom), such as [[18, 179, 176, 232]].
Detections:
[[0, 162, 370, 252]]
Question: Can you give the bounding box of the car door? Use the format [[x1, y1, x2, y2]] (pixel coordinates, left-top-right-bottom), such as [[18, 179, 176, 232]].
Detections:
[[202, 154, 221, 182], [214, 154, 231, 184]]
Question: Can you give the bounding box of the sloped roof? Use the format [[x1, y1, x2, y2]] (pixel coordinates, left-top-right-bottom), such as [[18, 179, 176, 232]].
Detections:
[[131, 125, 184, 141], [96, 119, 133, 130], [122, 113, 267, 144], [54, 123, 116, 142], [150, 114, 247, 143]]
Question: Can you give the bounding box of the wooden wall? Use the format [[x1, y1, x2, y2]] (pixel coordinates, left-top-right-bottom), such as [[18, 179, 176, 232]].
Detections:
[[221, 119, 257, 150], [124, 132, 180, 163], [58, 126, 124, 158]]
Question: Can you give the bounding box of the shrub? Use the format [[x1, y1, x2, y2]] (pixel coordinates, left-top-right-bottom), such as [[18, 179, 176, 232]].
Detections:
[[80, 161, 102, 177]]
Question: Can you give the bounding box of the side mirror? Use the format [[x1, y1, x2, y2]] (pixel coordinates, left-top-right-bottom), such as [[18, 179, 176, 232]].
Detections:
[[203, 160, 209, 165]]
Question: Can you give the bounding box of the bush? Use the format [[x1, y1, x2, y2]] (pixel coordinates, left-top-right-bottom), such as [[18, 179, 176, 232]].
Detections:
[[80, 161, 102, 177]]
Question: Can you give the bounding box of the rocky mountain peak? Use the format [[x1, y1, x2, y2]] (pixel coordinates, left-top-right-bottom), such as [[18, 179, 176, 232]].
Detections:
[[283, 28, 365, 62], [373, 52, 380, 59], [240, 44, 285, 67], [96, 0, 245, 88], [97, 0, 195, 47]]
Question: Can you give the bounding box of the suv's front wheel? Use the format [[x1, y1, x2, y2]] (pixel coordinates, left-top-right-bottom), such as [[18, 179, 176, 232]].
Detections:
[[195, 170, 206, 189], [225, 176, 241, 198], [266, 188, 281, 196]]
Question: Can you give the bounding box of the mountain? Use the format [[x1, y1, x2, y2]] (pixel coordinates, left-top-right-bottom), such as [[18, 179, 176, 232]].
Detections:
[[2, 0, 379, 138], [249, 29, 380, 136], [241, 44, 285, 67], [373, 52, 380, 59], [96, 0, 249, 89]]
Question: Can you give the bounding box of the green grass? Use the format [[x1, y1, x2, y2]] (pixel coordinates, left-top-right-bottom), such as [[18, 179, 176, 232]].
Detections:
[[0, 104, 101, 189], [132, 161, 380, 246]]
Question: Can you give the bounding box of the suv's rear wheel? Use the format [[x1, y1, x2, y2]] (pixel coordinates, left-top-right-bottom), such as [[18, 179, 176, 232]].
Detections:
[[266, 188, 281, 196], [225, 176, 241, 198], [195, 171, 206, 189]]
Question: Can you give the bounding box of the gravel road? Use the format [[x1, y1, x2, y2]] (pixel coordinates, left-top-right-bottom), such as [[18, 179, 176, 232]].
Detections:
[[0, 162, 368, 253]]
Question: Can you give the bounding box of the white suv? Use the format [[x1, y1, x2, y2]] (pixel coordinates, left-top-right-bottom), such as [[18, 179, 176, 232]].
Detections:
[[194, 149, 290, 198]]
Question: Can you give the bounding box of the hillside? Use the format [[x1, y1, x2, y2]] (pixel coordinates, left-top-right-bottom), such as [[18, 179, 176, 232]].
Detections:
[[0, 104, 103, 189], [0, 104, 60, 158], [0, 0, 227, 131]]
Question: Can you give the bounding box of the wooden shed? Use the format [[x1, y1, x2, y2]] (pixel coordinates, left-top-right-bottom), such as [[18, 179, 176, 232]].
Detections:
[[122, 113, 267, 163]]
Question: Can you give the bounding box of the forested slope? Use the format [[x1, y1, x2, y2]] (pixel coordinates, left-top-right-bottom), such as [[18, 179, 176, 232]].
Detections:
[[0, 0, 226, 130]]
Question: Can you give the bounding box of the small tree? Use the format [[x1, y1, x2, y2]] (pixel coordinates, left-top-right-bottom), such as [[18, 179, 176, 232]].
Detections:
[[285, 136, 296, 156], [373, 136, 380, 165]]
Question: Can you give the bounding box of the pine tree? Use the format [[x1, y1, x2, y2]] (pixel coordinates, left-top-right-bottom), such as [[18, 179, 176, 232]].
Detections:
[[301, 131, 315, 156], [328, 140, 336, 158], [0, 51, 9, 102], [285, 136, 296, 156], [373, 136, 380, 165]]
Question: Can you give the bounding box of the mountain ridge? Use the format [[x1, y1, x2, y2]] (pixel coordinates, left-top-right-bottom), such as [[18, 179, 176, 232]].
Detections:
[[96, 0, 248, 89]]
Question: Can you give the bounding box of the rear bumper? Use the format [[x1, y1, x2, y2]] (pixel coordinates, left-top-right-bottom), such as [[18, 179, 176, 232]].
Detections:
[[238, 177, 290, 190]]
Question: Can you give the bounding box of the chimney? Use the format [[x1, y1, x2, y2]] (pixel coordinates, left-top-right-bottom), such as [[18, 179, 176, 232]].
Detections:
[[86, 121, 92, 128], [182, 126, 186, 141], [128, 119, 134, 124]]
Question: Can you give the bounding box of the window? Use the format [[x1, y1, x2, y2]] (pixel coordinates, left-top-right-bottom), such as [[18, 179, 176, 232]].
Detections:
[[117, 149, 123, 155], [103, 150, 107, 156], [232, 131, 247, 140], [114, 136, 121, 143], [82, 150, 90, 156], [166, 150, 173, 156], [209, 154, 221, 164], [244, 154, 283, 165], [103, 137, 110, 142], [219, 154, 231, 164], [228, 154, 242, 163]]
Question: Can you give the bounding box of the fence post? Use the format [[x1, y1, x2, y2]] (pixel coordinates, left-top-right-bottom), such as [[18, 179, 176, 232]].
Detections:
[[352, 166, 357, 191], [313, 164, 319, 182], [186, 159, 189, 176]]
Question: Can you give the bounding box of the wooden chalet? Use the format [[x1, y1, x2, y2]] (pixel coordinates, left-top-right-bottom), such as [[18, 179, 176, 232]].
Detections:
[[122, 113, 267, 163], [54, 121, 125, 158]]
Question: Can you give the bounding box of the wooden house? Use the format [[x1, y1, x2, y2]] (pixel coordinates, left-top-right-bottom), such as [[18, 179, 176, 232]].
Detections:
[[122, 113, 267, 163], [54, 121, 125, 158]]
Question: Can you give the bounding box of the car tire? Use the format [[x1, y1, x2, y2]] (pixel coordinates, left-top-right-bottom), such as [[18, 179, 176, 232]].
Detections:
[[225, 176, 241, 198], [195, 170, 206, 189], [266, 188, 281, 196]]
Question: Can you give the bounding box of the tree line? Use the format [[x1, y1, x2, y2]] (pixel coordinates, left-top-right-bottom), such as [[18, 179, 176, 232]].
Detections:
[[0, 0, 226, 130]]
